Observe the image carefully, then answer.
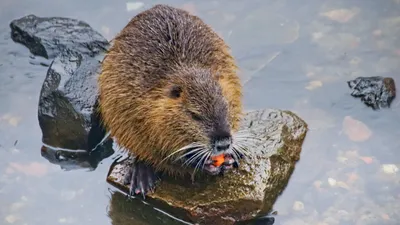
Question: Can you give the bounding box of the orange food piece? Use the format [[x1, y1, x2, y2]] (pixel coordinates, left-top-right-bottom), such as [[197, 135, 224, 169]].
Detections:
[[211, 154, 225, 167]]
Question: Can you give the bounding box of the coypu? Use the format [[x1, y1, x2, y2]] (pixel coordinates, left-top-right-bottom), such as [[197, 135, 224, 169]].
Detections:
[[98, 4, 249, 197]]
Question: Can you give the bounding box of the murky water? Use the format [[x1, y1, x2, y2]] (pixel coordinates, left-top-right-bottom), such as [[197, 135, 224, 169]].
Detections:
[[1, 0, 400, 224]]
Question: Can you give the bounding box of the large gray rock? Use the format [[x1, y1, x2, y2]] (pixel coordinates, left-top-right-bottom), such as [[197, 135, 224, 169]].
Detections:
[[107, 109, 308, 225], [38, 49, 107, 150], [10, 15, 108, 59]]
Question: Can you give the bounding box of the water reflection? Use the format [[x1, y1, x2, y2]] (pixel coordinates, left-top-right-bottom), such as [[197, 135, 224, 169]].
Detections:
[[40, 140, 114, 171], [1, 0, 400, 225]]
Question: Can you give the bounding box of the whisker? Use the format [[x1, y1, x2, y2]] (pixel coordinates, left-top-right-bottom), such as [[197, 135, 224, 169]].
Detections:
[[233, 130, 252, 135], [235, 142, 251, 151], [234, 140, 259, 146], [233, 131, 258, 138], [234, 129, 254, 134], [182, 149, 204, 167], [233, 139, 262, 145], [234, 137, 263, 142], [231, 147, 240, 162], [182, 148, 208, 167], [233, 129, 256, 134], [160, 142, 204, 163], [235, 139, 258, 149], [192, 150, 210, 180], [233, 134, 263, 142], [238, 148, 251, 157], [173, 147, 203, 162], [232, 147, 240, 158], [201, 151, 212, 170], [232, 143, 251, 157], [235, 137, 259, 146]]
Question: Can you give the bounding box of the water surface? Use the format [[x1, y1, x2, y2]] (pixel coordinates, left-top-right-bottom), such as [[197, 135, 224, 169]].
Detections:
[[1, 0, 400, 224]]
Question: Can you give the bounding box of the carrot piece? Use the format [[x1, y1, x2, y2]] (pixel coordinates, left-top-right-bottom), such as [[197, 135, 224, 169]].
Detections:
[[211, 154, 225, 167]]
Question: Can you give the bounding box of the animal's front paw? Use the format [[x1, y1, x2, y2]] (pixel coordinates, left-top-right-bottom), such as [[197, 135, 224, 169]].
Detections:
[[123, 158, 158, 199]]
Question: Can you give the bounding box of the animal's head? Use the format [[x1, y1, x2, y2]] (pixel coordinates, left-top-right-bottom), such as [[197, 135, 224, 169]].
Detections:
[[148, 67, 246, 176]]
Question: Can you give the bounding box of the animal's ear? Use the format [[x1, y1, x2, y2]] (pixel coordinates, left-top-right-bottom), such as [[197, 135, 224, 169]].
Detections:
[[168, 85, 183, 99]]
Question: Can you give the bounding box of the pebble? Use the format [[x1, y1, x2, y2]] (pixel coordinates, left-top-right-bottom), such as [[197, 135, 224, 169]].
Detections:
[[293, 201, 305, 211], [381, 164, 399, 174], [58, 217, 75, 223], [336, 156, 348, 163], [337, 181, 350, 190], [5, 215, 19, 223], [305, 80, 323, 90], [328, 178, 337, 187], [313, 180, 322, 189], [320, 8, 358, 23]]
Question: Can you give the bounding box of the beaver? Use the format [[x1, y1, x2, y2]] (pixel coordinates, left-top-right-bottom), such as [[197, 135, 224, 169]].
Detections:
[[98, 4, 247, 197]]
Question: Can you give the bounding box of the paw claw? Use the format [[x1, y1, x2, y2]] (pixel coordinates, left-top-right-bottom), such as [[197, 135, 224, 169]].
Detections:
[[124, 158, 158, 198]]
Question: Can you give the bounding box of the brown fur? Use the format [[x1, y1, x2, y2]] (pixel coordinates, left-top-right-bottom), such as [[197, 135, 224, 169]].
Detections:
[[98, 4, 242, 176]]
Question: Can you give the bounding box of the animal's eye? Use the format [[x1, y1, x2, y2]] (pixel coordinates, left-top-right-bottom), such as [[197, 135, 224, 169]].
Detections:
[[189, 111, 203, 122], [169, 85, 182, 99]]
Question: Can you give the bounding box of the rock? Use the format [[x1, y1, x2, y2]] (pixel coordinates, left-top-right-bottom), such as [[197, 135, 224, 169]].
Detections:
[[381, 164, 399, 174], [107, 109, 308, 225], [347, 76, 396, 109], [108, 191, 194, 225], [38, 49, 107, 150], [10, 15, 112, 151], [40, 137, 114, 171], [320, 8, 359, 23], [10, 15, 109, 59], [293, 201, 305, 211], [342, 116, 372, 142]]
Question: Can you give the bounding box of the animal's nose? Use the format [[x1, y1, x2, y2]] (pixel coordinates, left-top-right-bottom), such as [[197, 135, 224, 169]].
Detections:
[[215, 141, 231, 152], [210, 126, 232, 154], [215, 143, 231, 152], [211, 129, 232, 153]]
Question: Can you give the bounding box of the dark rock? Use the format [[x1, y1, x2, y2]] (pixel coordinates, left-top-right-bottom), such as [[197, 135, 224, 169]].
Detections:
[[236, 216, 276, 225], [107, 109, 308, 225], [38, 49, 107, 150], [108, 191, 277, 225], [10, 15, 108, 59], [347, 76, 396, 109], [40, 136, 114, 171], [108, 191, 194, 225]]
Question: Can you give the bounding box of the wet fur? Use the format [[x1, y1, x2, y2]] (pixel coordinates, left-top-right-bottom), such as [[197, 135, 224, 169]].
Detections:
[[98, 4, 243, 177]]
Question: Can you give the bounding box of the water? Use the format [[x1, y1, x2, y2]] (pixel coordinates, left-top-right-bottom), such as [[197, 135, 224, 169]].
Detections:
[[1, 0, 400, 224]]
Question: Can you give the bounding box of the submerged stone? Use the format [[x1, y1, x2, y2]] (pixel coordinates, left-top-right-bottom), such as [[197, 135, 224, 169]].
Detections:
[[108, 191, 193, 225], [40, 138, 114, 171], [347, 76, 396, 109], [10, 14, 108, 59], [38, 49, 107, 150], [107, 109, 308, 225]]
